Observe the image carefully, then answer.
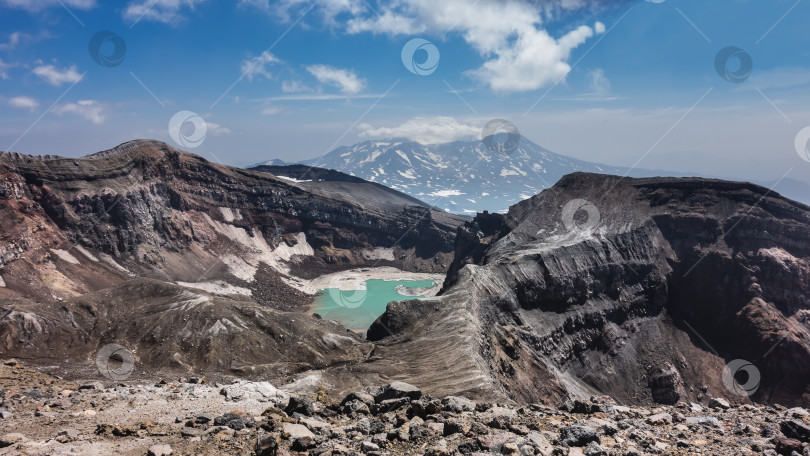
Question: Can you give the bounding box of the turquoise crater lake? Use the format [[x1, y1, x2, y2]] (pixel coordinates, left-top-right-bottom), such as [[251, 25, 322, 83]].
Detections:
[[312, 279, 439, 331]]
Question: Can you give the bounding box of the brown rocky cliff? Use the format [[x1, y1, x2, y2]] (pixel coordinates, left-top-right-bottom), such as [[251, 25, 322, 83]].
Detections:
[[367, 172, 810, 407]]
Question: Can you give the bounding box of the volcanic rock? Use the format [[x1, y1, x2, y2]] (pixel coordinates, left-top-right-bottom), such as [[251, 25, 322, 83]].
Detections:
[[361, 173, 810, 407], [0, 140, 464, 380], [780, 419, 810, 443], [284, 396, 314, 417], [559, 425, 599, 447]]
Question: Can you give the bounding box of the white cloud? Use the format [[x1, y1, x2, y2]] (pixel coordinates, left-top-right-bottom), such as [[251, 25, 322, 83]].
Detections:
[[205, 121, 232, 135], [33, 64, 83, 86], [8, 96, 39, 111], [281, 80, 311, 93], [241, 51, 280, 81], [123, 0, 205, 25], [251, 0, 610, 93], [347, 10, 424, 35], [239, 0, 364, 26], [1, 0, 95, 11], [0, 59, 13, 80], [469, 23, 600, 92], [53, 100, 106, 124], [587, 68, 610, 94], [0, 32, 22, 51], [358, 116, 480, 144], [306, 64, 365, 94], [0, 31, 47, 52]]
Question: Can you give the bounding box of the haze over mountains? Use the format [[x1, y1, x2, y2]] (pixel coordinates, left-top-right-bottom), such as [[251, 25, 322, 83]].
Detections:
[[260, 136, 810, 214]]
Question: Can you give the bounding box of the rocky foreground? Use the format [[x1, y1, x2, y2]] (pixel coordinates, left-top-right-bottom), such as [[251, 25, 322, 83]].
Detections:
[[0, 362, 808, 456]]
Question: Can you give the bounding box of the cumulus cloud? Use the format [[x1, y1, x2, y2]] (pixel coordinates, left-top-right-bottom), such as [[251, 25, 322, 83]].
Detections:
[[8, 96, 39, 111], [123, 0, 206, 25], [53, 100, 106, 124], [347, 10, 424, 35], [244, 0, 612, 93], [469, 23, 602, 92], [241, 51, 280, 81], [306, 65, 365, 94], [358, 117, 480, 144], [33, 64, 83, 86], [349, 1, 605, 92]]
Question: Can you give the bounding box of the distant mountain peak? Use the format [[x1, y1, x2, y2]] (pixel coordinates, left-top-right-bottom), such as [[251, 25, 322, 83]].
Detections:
[[293, 136, 625, 214], [259, 137, 810, 212]]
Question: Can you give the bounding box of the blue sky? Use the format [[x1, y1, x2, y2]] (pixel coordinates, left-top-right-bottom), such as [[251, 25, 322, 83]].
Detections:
[[1, 0, 810, 185]]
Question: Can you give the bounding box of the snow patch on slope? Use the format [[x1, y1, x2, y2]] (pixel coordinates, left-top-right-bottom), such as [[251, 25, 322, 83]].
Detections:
[[177, 280, 252, 297], [50, 249, 80, 265], [219, 207, 243, 222], [74, 245, 98, 262], [99, 253, 130, 273], [398, 169, 417, 180], [429, 189, 464, 197], [203, 214, 314, 281]]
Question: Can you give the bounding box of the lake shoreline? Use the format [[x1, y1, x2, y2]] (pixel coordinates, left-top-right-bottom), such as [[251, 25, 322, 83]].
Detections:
[[307, 269, 445, 332], [293, 266, 445, 295]]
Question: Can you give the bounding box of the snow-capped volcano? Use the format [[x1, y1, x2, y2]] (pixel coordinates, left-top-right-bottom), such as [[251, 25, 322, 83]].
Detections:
[[301, 136, 629, 214]]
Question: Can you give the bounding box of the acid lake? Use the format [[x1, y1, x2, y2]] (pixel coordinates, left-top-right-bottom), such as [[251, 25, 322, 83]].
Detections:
[[311, 278, 440, 331]]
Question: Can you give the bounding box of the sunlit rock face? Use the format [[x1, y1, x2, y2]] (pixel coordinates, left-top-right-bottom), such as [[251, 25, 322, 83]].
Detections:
[[368, 172, 810, 407], [0, 140, 464, 380]]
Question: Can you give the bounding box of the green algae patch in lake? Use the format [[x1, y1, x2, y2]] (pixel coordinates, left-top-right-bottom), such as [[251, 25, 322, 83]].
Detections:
[[312, 279, 438, 331]]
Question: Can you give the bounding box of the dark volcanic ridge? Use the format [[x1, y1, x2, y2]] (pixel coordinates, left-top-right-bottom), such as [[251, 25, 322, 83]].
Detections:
[[0, 140, 463, 379], [357, 172, 810, 407], [1, 140, 809, 418]]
